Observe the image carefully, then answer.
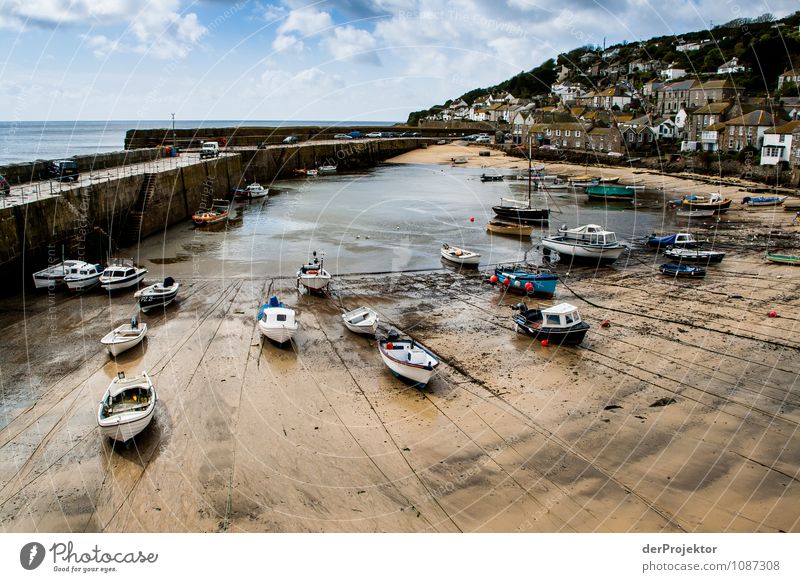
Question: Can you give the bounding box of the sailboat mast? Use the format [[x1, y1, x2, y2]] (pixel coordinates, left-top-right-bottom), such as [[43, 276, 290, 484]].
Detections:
[[527, 138, 532, 208]]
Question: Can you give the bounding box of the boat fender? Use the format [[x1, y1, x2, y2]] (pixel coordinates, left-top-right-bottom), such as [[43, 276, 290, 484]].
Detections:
[[489, 275, 499, 284], [386, 342, 393, 349], [541, 340, 549, 346], [768, 311, 778, 318], [601, 320, 611, 328], [455, 250, 463, 256], [306, 269, 319, 275]]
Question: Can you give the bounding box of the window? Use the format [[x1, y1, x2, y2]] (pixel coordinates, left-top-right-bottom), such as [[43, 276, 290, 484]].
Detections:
[[729, 139, 734, 148], [555, 129, 561, 136], [729, 126, 734, 135], [562, 139, 568, 147], [575, 131, 581, 137], [565, 130, 571, 137], [546, 129, 551, 135], [546, 314, 561, 326], [575, 140, 581, 148], [277, 314, 287, 322], [779, 134, 785, 143]]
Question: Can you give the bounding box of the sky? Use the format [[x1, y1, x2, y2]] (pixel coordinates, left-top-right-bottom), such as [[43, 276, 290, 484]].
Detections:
[[0, 0, 797, 122]]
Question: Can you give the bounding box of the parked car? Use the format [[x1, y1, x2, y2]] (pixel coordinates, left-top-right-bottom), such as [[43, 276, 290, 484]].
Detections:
[[48, 160, 80, 181], [282, 135, 300, 144], [475, 135, 491, 144], [539, 144, 559, 151], [199, 141, 220, 159], [607, 151, 624, 157], [0, 174, 10, 196], [334, 133, 353, 139], [366, 132, 382, 138]]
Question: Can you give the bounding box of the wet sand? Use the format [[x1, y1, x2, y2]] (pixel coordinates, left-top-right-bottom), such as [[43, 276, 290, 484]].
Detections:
[[0, 148, 798, 532]]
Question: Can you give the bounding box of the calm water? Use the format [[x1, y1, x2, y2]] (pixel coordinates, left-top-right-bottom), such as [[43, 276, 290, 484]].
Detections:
[[136, 163, 684, 280], [0, 120, 395, 165]]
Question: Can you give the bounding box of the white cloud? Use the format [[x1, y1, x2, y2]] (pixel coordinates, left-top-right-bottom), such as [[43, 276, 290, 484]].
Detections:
[[272, 7, 332, 53], [321, 26, 380, 65], [272, 33, 303, 53]]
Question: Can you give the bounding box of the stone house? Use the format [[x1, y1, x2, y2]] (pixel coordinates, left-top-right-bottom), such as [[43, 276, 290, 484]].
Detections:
[[586, 127, 623, 153], [655, 80, 695, 115], [720, 110, 775, 152], [689, 80, 737, 108]]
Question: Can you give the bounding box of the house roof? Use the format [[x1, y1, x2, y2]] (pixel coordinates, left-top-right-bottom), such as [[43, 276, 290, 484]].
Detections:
[[764, 120, 800, 134], [588, 127, 619, 136], [691, 101, 732, 114], [725, 110, 774, 126], [780, 69, 798, 77], [662, 80, 696, 91], [705, 122, 726, 131], [697, 79, 735, 90]]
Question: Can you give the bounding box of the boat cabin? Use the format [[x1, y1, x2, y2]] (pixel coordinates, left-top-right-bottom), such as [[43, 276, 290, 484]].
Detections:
[[558, 224, 618, 245], [69, 263, 102, 276], [540, 303, 583, 328], [103, 267, 137, 279], [101, 380, 152, 417]]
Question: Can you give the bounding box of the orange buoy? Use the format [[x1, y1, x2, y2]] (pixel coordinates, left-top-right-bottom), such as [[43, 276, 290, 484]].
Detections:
[[489, 275, 498, 283], [768, 311, 778, 318], [541, 340, 549, 347], [469, 217, 475, 222], [601, 320, 610, 327]]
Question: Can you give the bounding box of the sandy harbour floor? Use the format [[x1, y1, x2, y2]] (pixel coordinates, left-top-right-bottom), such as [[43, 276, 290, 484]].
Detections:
[[0, 144, 798, 532]]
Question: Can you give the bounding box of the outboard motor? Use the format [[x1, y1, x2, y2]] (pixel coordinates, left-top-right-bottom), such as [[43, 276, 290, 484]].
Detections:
[[130, 315, 138, 329]]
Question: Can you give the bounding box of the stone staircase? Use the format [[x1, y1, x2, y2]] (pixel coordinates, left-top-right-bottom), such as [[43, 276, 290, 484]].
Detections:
[[121, 173, 156, 246]]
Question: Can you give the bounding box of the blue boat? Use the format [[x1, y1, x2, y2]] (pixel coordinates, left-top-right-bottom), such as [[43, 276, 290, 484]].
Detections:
[[646, 232, 700, 249], [658, 263, 706, 278], [742, 196, 787, 207], [491, 265, 558, 297]]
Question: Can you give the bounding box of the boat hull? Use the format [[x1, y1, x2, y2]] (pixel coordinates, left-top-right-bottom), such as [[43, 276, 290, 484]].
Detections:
[[486, 222, 533, 236], [514, 317, 590, 345], [541, 238, 624, 264], [101, 325, 148, 356], [65, 274, 101, 291], [378, 341, 438, 387], [492, 206, 550, 221], [440, 246, 481, 266], [664, 249, 725, 263], [258, 320, 297, 344], [659, 264, 706, 278], [493, 269, 558, 297], [137, 290, 178, 311], [98, 404, 156, 442], [298, 274, 331, 291], [766, 253, 800, 265], [585, 185, 635, 200], [100, 270, 146, 291]]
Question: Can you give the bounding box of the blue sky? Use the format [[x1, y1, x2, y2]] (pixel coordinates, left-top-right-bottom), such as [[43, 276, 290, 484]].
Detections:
[[0, 0, 797, 122]]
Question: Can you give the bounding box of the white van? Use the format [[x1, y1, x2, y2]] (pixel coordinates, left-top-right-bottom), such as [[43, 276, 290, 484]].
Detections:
[[200, 141, 220, 159]]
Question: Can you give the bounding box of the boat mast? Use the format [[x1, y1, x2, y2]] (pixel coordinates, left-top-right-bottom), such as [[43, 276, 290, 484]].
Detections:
[[527, 136, 532, 209]]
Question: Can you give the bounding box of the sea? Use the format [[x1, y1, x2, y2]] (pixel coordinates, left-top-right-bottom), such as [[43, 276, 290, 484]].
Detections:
[[0, 120, 397, 166]]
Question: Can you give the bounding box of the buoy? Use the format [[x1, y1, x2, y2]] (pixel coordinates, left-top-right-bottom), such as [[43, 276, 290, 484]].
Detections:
[[768, 311, 778, 318], [524, 282, 534, 292], [503, 278, 510, 286], [601, 320, 610, 328], [541, 340, 549, 347], [455, 250, 463, 256], [489, 275, 498, 284], [469, 217, 475, 222], [386, 342, 393, 349]]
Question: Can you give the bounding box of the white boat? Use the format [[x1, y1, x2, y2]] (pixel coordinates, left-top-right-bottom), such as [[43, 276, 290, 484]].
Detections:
[[235, 182, 269, 199], [134, 277, 180, 312], [297, 251, 332, 292], [257, 296, 298, 345], [440, 243, 481, 266], [305, 169, 319, 176], [63, 261, 104, 291], [378, 335, 440, 387], [675, 209, 715, 218], [342, 306, 379, 336], [99, 258, 147, 291], [32, 259, 85, 289], [97, 371, 157, 442], [541, 224, 625, 264], [100, 317, 148, 356], [318, 164, 337, 174]]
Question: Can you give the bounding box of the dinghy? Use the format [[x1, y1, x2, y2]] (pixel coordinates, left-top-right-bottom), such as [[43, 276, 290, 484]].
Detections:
[[658, 263, 706, 278], [742, 196, 787, 207], [134, 277, 180, 312], [486, 220, 533, 237], [257, 296, 298, 345], [342, 306, 379, 336], [100, 317, 148, 356], [765, 252, 800, 265], [192, 200, 230, 225], [440, 243, 481, 266], [491, 265, 559, 297], [318, 164, 337, 174], [378, 334, 439, 388], [234, 183, 269, 200], [297, 251, 332, 292], [97, 371, 157, 442], [512, 302, 590, 345]]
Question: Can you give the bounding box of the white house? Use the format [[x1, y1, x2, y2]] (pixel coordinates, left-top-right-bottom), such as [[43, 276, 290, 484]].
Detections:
[[778, 69, 800, 90], [653, 118, 677, 139], [602, 47, 620, 59], [760, 120, 800, 165], [661, 65, 687, 81], [551, 82, 585, 103], [717, 57, 745, 75], [674, 107, 689, 132], [676, 39, 711, 52]]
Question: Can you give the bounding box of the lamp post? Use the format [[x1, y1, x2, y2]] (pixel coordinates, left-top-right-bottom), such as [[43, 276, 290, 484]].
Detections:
[[171, 113, 176, 154]]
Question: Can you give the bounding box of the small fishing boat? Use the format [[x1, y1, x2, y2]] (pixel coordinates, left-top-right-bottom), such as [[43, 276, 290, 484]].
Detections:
[[257, 295, 298, 345], [664, 248, 725, 263], [674, 192, 732, 212], [765, 252, 800, 265], [440, 243, 481, 266], [451, 157, 467, 164], [378, 333, 439, 388], [100, 317, 148, 356], [99, 258, 147, 291], [32, 259, 85, 289], [63, 261, 104, 291], [568, 174, 600, 187], [585, 185, 635, 201], [192, 200, 230, 225], [537, 178, 573, 190], [486, 220, 533, 237], [233, 182, 269, 200], [541, 224, 625, 264], [318, 164, 337, 174], [480, 173, 504, 182], [491, 265, 559, 297], [742, 195, 787, 207], [97, 371, 157, 442], [512, 302, 590, 345], [342, 306, 379, 336], [494, 143, 549, 221], [659, 263, 706, 278], [297, 251, 332, 292], [646, 232, 700, 250], [134, 277, 180, 312], [294, 168, 318, 177]]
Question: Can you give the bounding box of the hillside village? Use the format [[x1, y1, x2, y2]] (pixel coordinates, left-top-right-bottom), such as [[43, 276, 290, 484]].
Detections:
[[408, 12, 800, 180]]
